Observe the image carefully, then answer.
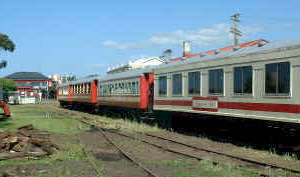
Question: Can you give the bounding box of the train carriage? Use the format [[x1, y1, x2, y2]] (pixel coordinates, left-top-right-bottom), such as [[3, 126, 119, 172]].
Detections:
[[97, 67, 155, 111], [57, 77, 98, 107], [153, 41, 300, 124]]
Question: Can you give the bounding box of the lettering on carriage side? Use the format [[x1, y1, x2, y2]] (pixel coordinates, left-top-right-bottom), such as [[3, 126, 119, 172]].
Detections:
[[192, 99, 218, 109], [192, 97, 218, 112]]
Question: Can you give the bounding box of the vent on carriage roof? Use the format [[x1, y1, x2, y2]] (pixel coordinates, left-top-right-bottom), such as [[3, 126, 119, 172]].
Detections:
[[5, 72, 50, 80]]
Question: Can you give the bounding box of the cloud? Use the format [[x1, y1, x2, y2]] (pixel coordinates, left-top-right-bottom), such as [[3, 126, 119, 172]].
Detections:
[[102, 40, 145, 50], [239, 25, 263, 38], [102, 40, 129, 50], [149, 23, 230, 46], [102, 23, 262, 50]]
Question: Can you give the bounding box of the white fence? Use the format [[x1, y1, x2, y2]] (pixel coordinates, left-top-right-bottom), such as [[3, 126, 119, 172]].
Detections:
[[19, 97, 36, 104], [8, 96, 37, 104]]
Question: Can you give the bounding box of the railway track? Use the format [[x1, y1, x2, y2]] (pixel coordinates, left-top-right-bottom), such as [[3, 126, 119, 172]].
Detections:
[[91, 125, 160, 177], [54, 106, 300, 176], [54, 107, 160, 177], [104, 130, 300, 177]]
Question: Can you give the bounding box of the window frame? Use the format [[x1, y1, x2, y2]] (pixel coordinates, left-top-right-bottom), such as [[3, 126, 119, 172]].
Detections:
[[172, 73, 183, 96], [233, 66, 253, 95], [208, 68, 224, 95], [188, 71, 201, 96], [265, 61, 291, 96], [158, 75, 167, 97]]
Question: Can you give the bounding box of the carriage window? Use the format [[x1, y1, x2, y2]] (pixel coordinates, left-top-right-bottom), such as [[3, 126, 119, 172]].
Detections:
[[104, 84, 108, 96], [159, 76, 167, 96], [136, 81, 139, 95], [188, 71, 201, 95], [234, 66, 252, 94], [132, 82, 136, 94], [265, 62, 290, 95], [209, 69, 224, 95], [172, 73, 182, 96], [128, 82, 132, 94], [124, 82, 128, 94], [121, 82, 125, 94], [109, 84, 112, 95]]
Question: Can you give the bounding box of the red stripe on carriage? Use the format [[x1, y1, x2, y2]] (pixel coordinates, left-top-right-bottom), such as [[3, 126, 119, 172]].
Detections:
[[155, 99, 300, 113], [218, 102, 300, 114], [154, 100, 193, 106]]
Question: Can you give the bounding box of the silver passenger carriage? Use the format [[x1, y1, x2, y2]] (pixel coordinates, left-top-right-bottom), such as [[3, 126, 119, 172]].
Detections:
[[153, 41, 300, 123]]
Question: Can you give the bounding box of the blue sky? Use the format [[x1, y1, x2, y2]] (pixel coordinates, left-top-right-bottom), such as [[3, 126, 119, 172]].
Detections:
[[1, 0, 300, 77]]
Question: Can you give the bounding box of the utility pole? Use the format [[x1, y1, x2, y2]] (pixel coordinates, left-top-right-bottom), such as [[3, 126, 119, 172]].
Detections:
[[230, 13, 242, 46]]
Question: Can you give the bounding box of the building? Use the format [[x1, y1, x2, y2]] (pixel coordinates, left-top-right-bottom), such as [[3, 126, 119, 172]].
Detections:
[[6, 72, 52, 97], [107, 56, 164, 74]]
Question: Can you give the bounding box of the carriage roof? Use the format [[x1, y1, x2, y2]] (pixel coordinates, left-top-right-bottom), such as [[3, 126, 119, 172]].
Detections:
[[155, 40, 300, 70], [98, 66, 156, 82], [58, 76, 100, 87]]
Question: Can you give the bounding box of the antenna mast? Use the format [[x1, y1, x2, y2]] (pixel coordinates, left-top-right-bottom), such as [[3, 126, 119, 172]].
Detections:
[[230, 13, 242, 46]]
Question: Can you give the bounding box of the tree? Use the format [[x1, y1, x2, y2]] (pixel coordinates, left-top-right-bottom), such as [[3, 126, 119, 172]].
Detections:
[[48, 82, 58, 99], [0, 78, 16, 91], [0, 33, 15, 52]]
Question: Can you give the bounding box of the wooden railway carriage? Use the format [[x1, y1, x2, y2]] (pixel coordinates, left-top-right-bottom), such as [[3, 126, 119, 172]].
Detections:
[[97, 68, 155, 111], [58, 67, 155, 112], [57, 77, 98, 106], [153, 41, 300, 124]]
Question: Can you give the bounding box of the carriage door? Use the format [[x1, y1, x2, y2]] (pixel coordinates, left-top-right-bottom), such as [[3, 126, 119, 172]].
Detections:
[[148, 83, 154, 112]]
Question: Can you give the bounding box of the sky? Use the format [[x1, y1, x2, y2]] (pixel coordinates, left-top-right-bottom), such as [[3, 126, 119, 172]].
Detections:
[[1, 0, 300, 78]]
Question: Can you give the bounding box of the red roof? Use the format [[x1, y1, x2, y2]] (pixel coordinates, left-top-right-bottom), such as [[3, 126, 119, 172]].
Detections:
[[169, 39, 269, 63]]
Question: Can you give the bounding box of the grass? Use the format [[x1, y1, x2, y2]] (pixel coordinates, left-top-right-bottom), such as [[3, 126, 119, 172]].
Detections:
[[0, 104, 89, 166], [0, 104, 115, 177], [145, 158, 263, 177], [85, 114, 163, 133], [0, 104, 92, 176], [0, 104, 89, 134]]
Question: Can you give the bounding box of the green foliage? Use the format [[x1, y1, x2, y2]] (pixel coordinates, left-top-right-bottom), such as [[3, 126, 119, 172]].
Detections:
[[48, 82, 58, 99], [0, 78, 16, 91], [0, 33, 15, 52]]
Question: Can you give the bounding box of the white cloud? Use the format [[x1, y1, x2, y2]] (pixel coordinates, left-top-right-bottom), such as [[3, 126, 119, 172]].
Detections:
[[102, 40, 130, 50], [148, 23, 230, 46], [102, 23, 262, 50], [102, 40, 145, 50], [240, 25, 262, 34]]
